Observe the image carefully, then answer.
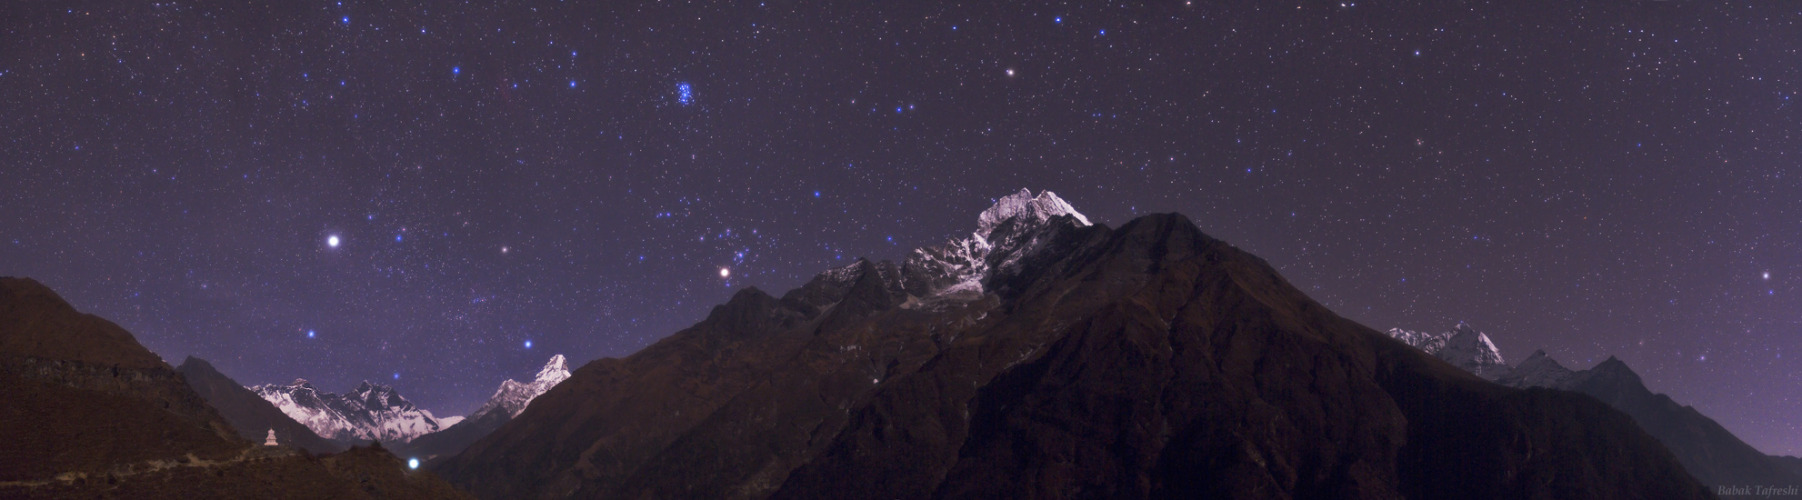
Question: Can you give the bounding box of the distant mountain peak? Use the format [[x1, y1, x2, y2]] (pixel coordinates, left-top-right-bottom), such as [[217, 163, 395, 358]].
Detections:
[[975, 189, 1090, 240], [1384, 322, 1509, 379], [251, 378, 446, 444], [465, 354, 574, 423], [1405, 327, 1802, 487], [535, 354, 570, 383]]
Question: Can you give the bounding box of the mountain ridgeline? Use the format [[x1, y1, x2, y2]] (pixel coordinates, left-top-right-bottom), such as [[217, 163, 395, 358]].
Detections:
[[1387, 322, 1802, 490], [176, 356, 346, 455], [0, 277, 470, 498], [251, 378, 453, 445], [433, 190, 1711, 499], [395, 354, 572, 461]]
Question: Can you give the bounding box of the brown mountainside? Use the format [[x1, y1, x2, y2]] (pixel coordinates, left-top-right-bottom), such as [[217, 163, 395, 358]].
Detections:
[[0, 276, 470, 498], [434, 198, 1711, 500]]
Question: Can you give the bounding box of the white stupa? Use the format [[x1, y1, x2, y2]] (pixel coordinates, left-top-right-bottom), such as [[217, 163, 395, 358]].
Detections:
[[264, 429, 279, 446]]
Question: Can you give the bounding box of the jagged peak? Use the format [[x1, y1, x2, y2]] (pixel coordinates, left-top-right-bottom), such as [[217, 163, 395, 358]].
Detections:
[[536, 354, 571, 383], [975, 189, 1091, 240]]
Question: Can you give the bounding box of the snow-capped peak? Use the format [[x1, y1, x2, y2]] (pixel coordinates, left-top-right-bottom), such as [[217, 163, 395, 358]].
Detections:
[[535, 354, 570, 384], [975, 189, 1091, 240], [1384, 322, 1509, 380], [250, 379, 448, 444], [464, 354, 573, 423]]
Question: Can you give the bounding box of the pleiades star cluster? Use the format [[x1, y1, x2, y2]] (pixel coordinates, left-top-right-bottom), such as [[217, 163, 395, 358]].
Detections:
[[1, 1, 1796, 454]]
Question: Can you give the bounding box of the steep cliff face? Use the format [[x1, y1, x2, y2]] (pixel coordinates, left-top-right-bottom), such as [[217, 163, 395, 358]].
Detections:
[[433, 193, 1709, 500]]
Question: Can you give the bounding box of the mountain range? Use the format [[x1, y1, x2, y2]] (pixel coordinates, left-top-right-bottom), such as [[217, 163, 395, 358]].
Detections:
[[251, 377, 454, 445], [7, 189, 1776, 498], [1390, 322, 1802, 489], [176, 356, 345, 454], [432, 190, 1712, 499]]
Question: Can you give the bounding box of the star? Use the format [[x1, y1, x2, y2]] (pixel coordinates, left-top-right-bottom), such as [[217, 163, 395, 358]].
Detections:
[[1763, 271, 1771, 280], [1005, 68, 1016, 77], [307, 329, 316, 339], [524, 339, 533, 349], [326, 235, 340, 248], [719, 267, 731, 278]]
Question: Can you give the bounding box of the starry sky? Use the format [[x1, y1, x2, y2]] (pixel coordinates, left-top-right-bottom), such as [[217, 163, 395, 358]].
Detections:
[[2, 1, 1797, 455]]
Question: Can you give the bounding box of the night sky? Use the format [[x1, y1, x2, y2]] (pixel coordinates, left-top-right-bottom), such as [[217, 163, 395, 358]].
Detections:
[[2, 1, 1797, 455]]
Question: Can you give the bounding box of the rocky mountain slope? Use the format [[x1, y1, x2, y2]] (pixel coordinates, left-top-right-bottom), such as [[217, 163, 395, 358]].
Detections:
[[252, 378, 452, 445], [177, 356, 346, 454], [434, 190, 1709, 499], [0, 277, 243, 481], [397, 355, 571, 461]]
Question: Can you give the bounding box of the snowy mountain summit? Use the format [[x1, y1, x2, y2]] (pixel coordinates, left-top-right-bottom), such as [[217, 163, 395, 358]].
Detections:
[[1384, 322, 1509, 379], [836, 188, 1093, 308], [974, 188, 1091, 240], [250, 378, 450, 444], [466, 354, 572, 422]]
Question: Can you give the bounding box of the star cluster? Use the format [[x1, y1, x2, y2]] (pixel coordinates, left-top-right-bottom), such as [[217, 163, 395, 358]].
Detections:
[[0, 1, 1796, 454]]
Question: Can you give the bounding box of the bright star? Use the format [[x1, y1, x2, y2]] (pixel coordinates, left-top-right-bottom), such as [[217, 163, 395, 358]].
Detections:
[[408, 458, 419, 470], [1005, 68, 1016, 77], [307, 330, 316, 339], [341, 16, 349, 25], [719, 267, 731, 278], [326, 235, 340, 248], [392, 372, 400, 380], [1763, 271, 1771, 280], [524, 340, 533, 349]]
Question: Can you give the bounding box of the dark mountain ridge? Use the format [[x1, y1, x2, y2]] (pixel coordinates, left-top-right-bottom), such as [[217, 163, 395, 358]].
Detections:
[[0, 277, 243, 481], [1496, 349, 1802, 488], [0, 276, 470, 498], [435, 191, 1711, 499], [177, 355, 346, 455]]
